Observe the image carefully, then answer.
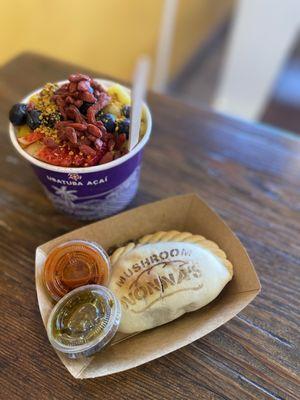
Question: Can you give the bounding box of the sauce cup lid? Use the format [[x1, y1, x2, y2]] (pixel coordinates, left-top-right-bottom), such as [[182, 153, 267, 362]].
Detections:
[[47, 284, 121, 358], [43, 240, 110, 301]]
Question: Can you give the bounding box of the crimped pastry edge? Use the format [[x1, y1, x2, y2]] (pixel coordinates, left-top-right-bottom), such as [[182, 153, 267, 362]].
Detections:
[[110, 230, 233, 276]]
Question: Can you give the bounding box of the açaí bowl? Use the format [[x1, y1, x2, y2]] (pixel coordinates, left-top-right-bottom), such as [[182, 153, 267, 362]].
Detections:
[[9, 79, 152, 220]]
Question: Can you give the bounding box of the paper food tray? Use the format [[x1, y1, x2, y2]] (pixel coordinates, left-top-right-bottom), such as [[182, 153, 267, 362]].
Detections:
[[35, 193, 260, 379]]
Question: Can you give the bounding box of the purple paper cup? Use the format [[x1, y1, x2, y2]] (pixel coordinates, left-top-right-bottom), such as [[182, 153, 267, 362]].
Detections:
[[9, 79, 152, 220]]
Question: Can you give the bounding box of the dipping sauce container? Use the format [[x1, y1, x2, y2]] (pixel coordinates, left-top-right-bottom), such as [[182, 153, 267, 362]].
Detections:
[[47, 284, 121, 358], [44, 240, 110, 301]]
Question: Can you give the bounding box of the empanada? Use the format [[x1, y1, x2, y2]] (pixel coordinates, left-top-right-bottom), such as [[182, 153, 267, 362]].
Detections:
[[109, 231, 233, 333]]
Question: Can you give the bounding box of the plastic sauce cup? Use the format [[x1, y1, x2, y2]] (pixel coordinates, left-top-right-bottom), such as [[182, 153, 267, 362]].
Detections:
[[47, 284, 121, 358], [43, 240, 110, 302], [9, 79, 152, 220]]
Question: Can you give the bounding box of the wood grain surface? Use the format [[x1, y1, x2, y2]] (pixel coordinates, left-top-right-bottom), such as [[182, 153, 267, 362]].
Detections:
[[0, 53, 299, 400]]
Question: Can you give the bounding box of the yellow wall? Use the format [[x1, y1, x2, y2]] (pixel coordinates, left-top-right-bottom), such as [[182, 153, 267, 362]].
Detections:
[[1, 0, 232, 81]]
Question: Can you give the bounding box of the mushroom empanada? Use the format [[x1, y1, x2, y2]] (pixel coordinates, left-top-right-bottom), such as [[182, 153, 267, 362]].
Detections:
[[109, 231, 233, 333]]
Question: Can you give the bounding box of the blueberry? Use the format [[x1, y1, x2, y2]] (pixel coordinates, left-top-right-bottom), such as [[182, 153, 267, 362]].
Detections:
[[121, 105, 131, 118], [117, 118, 130, 138], [26, 109, 41, 130], [97, 113, 116, 133], [79, 101, 93, 115], [9, 103, 27, 125]]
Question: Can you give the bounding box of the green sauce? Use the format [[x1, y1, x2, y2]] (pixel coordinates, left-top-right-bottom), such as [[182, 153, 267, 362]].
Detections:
[[52, 291, 111, 347], [47, 285, 121, 358]]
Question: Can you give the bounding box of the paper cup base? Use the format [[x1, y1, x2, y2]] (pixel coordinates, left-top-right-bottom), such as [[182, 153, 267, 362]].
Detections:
[[32, 151, 143, 220]]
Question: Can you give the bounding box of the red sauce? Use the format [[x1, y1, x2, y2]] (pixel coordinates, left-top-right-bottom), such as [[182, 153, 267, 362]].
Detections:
[[43, 240, 110, 301]]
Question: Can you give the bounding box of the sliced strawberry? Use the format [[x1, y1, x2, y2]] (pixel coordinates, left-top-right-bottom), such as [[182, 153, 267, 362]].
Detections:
[[37, 146, 74, 167], [36, 146, 101, 167], [18, 131, 44, 147]]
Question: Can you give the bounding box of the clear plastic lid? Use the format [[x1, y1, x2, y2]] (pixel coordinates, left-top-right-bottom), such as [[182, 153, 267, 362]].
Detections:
[[43, 240, 110, 301], [46, 285, 121, 358]]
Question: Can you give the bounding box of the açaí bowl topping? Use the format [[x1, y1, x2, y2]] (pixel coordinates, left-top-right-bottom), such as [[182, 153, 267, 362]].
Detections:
[[9, 73, 147, 167]]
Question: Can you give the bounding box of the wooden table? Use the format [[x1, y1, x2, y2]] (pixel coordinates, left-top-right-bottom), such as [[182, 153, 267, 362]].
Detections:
[[0, 54, 299, 400]]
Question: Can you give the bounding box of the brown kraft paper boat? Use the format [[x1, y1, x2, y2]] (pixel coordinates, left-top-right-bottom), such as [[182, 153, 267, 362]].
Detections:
[[35, 193, 261, 379]]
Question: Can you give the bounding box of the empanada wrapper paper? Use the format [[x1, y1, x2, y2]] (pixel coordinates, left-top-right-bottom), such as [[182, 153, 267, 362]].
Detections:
[[35, 193, 260, 379]]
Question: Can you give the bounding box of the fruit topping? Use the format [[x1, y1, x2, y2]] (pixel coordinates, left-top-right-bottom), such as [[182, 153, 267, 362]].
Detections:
[[97, 113, 116, 133], [69, 73, 91, 82], [121, 105, 131, 118], [107, 84, 131, 105], [117, 118, 130, 138], [79, 101, 93, 115], [9, 103, 27, 125], [37, 146, 75, 167], [17, 124, 31, 138], [26, 110, 42, 130], [26, 141, 44, 157], [86, 93, 111, 125], [79, 144, 96, 156], [100, 151, 114, 164], [18, 131, 44, 147], [10, 73, 144, 167]]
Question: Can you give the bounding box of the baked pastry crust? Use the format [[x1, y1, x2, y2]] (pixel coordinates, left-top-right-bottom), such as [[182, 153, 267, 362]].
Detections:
[[109, 230, 233, 333], [110, 230, 233, 277]]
